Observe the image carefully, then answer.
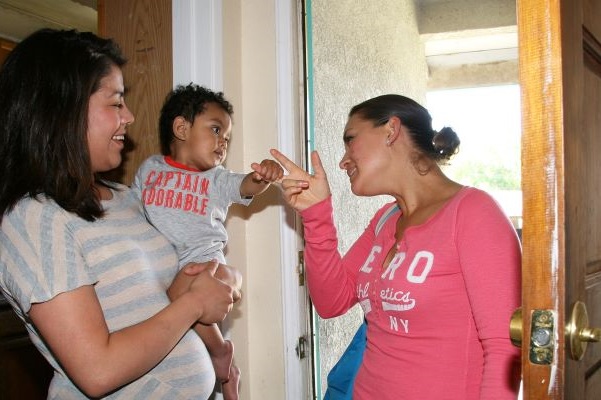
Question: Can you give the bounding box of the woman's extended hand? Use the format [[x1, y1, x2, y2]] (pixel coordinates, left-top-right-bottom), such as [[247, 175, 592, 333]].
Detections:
[[270, 149, 331, 212]]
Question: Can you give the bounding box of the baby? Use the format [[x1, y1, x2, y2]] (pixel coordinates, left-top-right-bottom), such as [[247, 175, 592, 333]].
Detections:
[[132, 83, 283, 399]]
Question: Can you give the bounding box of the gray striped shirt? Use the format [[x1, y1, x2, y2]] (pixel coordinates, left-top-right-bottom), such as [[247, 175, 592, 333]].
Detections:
[[0, 185, 215, 399]]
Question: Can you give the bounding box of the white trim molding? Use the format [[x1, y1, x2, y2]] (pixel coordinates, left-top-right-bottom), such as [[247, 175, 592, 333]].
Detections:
[[172, 0, 223, 90], [276, 0, 309, 398]]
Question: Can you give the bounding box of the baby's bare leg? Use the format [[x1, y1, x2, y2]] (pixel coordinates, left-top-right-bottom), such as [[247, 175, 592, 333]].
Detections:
[[221, 363, 240, 400], [193, 323, 233, 382]]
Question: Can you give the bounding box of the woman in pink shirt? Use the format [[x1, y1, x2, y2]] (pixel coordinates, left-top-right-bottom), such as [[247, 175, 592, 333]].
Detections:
[[271, 94, 521, 399]]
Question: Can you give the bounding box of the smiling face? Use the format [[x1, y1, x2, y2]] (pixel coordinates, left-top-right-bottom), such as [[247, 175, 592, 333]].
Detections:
[[87, 65, 134, 173], [339, 114, 391, 196], [174, 102, 233, 171]]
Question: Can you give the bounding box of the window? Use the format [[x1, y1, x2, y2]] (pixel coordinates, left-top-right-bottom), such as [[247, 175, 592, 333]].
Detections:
[[427, 84, 522, 232]]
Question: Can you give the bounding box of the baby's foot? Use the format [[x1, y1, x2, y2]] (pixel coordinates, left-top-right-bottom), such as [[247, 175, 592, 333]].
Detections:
[[211, 339, 234, 382], [221, 364, 240, 400]]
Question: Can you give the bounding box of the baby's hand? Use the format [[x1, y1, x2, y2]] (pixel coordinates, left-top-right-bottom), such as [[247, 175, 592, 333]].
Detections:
[[251, 159, 284, 183]]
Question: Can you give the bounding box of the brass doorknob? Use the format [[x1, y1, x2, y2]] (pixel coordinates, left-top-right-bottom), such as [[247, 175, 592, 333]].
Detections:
[[509, 307, 522, 347], [566, 301, 601, 360], [510, 302, 601, 362]]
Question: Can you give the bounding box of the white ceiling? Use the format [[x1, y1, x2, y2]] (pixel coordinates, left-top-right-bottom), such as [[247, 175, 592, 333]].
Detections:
[[416, 0, 517, 67], [423, 26, 517, 67], [0, 0, 96, 42]]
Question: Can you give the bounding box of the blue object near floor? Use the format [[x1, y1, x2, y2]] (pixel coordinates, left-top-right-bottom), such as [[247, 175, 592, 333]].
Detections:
[[323, 321, 367, 400]]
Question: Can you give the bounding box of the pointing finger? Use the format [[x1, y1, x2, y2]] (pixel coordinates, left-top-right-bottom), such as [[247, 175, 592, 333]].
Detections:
[[270, 149, 302, 173], [310, 151, 325, 176]]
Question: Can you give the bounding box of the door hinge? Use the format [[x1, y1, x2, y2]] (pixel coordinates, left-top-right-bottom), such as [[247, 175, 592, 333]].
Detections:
[[297, 250, 305, 286], [296, 335, 308, 359]]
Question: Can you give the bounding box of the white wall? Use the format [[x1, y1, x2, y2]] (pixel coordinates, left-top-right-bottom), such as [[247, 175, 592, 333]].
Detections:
[[222, 1, 303, 399]]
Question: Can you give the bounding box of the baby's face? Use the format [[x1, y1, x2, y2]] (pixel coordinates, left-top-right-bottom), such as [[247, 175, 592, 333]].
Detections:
[[182, 102, 233, 171]]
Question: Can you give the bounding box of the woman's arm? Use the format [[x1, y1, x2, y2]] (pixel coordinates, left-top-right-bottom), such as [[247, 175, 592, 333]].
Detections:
[[28, 263, 235, 398], [456, 191, 522, 398], [301, 198, 386, 318], [272, 149, 388, 318]]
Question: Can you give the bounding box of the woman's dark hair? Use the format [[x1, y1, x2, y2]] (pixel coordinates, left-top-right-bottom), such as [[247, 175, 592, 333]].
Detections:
[[349, 94, 460, 163], [159, 83, 234, 155], [0, 29, 127, 222]]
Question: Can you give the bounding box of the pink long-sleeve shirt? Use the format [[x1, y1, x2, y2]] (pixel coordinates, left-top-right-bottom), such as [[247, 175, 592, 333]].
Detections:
[[301, 187, 521, 399]]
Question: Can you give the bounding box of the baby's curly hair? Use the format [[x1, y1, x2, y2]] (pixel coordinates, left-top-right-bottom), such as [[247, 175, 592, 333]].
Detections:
[[159, 83, 234, 155]]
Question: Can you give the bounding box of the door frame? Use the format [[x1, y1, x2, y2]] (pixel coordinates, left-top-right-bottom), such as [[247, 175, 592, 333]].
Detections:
[[273, 1, 313, 398], [518, 0, 565, 395]]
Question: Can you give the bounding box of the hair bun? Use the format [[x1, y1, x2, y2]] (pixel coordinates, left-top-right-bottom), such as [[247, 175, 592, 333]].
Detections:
[[431, 127, 460, 160]]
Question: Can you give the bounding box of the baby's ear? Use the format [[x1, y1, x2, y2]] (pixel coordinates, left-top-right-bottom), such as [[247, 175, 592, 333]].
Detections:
[[173, 116, 189, 140]]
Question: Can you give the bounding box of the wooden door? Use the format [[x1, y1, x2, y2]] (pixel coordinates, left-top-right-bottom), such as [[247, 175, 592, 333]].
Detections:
[[97, 0, 172, 185], [519, 0, 601, 398]]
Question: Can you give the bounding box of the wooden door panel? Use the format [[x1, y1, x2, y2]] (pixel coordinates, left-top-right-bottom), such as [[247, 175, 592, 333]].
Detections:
[[566, 42, 601, 392], [585, 279, 601, 364], [589, 370, 601, 395], [520, 0, 601, 398], [583, 49, 601, 372], [566, 8, 601, 399], [584, 0, 601, 41]]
